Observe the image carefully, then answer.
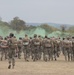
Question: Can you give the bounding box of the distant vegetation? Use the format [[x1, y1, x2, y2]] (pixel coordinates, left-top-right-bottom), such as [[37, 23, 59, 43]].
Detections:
[[0, 16, 74, 37], [40, 24, 59, 33], [0, 17, 59, 33], [67, 26, 74, 33]]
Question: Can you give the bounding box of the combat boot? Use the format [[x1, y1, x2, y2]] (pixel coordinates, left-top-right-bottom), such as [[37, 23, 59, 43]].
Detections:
[[8, 65, 11, 69]]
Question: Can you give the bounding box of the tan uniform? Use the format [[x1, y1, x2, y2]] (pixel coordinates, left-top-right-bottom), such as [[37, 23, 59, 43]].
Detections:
[[42, 38, 53, 61], [55, 39, 61, 57], [17, 39, 23, 59], [31, 37, 41, 61], [63, 39, 72, 61], [0, 40, 8, 61], [23, 37, 30, 61], [7, 37, 17, 68], [72, 39, 74, 61]]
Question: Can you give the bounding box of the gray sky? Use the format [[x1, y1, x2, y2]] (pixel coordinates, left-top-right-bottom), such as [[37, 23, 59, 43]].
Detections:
[[0, 0, 74, 24]]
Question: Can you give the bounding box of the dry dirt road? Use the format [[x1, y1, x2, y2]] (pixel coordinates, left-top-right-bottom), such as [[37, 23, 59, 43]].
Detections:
[[0, 54, 74, 75]]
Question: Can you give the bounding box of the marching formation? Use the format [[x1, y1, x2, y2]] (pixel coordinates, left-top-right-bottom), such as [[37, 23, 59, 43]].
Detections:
[[0, 33, 74, 69]]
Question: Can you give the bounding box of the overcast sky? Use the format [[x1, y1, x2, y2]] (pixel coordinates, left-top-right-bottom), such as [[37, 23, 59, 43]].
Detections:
[[0, 0, 74, 25]]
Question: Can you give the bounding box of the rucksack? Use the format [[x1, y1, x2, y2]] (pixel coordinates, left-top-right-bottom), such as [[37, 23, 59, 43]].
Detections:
[[44, 39, 51, 47], [23, 39, 29, 46], [34, 38, 40, 46], [8, 38, 17, 49], [18, 40, 22, 47]]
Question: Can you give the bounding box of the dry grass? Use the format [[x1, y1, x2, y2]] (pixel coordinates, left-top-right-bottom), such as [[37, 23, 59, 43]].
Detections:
[[0, 54, 74, 75]]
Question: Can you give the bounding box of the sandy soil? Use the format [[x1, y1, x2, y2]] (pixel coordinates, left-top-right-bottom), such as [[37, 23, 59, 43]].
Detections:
[[0, 54, 74, 75]]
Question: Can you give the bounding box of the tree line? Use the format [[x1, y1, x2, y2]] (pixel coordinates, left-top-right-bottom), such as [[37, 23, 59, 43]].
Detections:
[[0, 16, 36, 32], [0, 16, 74, 34]]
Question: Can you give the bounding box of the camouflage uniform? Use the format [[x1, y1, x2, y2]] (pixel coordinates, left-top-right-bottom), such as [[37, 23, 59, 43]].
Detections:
[[51, 38, 58, 61], [62, 38, 65, 55], [31, 35, 41, 61], [38, 36, 43, 60], [29, 37, 33, 60], [55, 38, 61, 57], [63, 38, 72, 61], [0, 37, 3, 59], [72, 37, 74, 61], [0, 40, 8, 61], [23, 35, 30, 61], [17, 38, 23, 59], [7, 33, 17, 69], [0, 39, 2, 60], [42, 37, 53, 61]]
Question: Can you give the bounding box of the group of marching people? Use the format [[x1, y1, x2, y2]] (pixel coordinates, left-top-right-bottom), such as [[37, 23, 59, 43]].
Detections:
[[0, 33, 74, 69]]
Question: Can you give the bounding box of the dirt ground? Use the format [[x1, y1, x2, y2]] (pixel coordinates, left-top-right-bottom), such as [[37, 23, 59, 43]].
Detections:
[[0, 54, 74, 75]]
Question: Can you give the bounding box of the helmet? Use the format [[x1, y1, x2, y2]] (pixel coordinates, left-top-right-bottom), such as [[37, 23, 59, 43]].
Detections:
[[9, 33, 14, 37], [34, 34, 37, 38], [45, 35, 48, 38]]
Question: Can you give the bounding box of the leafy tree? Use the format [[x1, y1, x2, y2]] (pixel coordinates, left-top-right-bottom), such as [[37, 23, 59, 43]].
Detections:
[[10, 17, 26, 31], [40, 24, 58, 35]]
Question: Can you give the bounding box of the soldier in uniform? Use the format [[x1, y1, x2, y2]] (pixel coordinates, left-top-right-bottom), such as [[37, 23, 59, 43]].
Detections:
[[23, 34, 30, 61], [63, 37, 72, 61], [72, 37, 74, 61], [0, 38, 8, 61], [29, 37, 33, 60], [61, 38, 65, 55], [0, 36, 2, 59], [42, 36, 53, 61], [51, 37, 58, 61], [31, 34, 41, 61], [38, 35, 43, 60], [17, 37, 23, 59], [7, 33, 17, 69], [55, 37, 61, 57]]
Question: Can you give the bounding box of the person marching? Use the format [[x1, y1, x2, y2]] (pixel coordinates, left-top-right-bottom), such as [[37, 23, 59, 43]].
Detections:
[[7, 33, 17, 69]]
